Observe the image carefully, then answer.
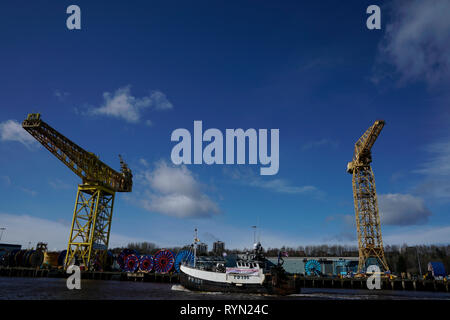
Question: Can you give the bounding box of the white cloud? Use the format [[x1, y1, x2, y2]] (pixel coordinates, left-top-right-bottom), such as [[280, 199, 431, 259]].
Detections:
[[54, 90, 70, 101], [0, 120, 37, 148], [414, 141, 450, 176], [383, 225, 450, 245], [378, 193, 431, 226], [302, 138, 339, 151], [325, 195, 435, 242], [0, 213, 145, 251], [324, 214, 357, 242], [413, 140, 450, 200], [414, 179, 450, 201], [376, 0, 450, 85], [253, 179, 319, 195], [225, 167, 323, 197], [89, 86, 173, 123], [19, 187, 38, 197], [323, 209, 450, 246], [147, 90, 173, 110], [48, 178, 71, 190], [139, 158, 149, 167], [0, 175, 11, 186], [0, 174, 39, 196], [136, 160, 220, 218]]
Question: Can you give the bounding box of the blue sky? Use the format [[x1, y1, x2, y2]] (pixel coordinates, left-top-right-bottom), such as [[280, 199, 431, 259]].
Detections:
[[1, 0, 450, 250]]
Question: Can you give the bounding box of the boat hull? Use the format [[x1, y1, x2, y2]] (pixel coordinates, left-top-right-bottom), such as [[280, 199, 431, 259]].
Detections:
[[179, 270, 273, 294], [179, 266, 298, 295]]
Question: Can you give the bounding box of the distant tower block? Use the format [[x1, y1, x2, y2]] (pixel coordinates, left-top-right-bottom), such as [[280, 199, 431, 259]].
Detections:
[[197, 242, 208, 255], [213, 241, 225, 255], [347, 120, 389, 273]]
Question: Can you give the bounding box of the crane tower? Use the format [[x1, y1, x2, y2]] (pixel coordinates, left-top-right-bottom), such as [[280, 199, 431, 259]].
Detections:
[[347, 120, 389, 273], [22, 113, 132, 269]]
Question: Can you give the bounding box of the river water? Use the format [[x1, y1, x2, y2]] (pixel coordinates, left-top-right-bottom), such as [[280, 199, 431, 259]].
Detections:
[[0, 277, 449, 300]]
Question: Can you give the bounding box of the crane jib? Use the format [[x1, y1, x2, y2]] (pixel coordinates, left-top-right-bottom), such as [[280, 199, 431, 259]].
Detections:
[[21, 113, 133, 270], [352, 120, 385, 165], [22, 113, 132, 193]]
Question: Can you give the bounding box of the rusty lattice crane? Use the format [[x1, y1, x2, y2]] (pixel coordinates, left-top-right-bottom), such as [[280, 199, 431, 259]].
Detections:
[[347, 120, 389, 273], [22, 113, 132, 269]]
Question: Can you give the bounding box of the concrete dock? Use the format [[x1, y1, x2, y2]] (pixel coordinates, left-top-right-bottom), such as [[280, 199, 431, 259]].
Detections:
[[0, 267, 179, 283], [1, 267, 448, 293], [293, 275, 449, 292]]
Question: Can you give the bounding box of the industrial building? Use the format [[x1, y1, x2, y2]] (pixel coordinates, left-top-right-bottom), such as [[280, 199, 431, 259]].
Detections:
[[266, 257, 359, 276], [0, 243, 22, 255]]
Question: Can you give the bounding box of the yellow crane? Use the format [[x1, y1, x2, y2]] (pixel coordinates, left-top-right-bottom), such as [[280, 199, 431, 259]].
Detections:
[[347, 120, 389, 273], [22, 113, 132, 269]]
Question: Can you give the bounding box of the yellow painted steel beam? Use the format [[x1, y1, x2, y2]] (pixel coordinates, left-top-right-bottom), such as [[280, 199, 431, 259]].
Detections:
[[22, 113, 132, 193], [22, 114, 130, 270], [348, 121, 389, 273], [65, 185, 115, 269]]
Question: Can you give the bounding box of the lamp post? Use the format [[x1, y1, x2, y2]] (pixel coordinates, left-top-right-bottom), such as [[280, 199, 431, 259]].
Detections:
[[0, 227, 5, 241], [251, 225, 257, 244], [416, 246, 422, 277]]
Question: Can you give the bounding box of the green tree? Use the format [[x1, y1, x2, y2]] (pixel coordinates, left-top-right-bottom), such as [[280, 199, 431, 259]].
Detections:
[[396, 254, 407, 273]]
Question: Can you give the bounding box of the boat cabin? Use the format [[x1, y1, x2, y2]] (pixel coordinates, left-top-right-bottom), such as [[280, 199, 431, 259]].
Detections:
[[236, 261, 259, 269]]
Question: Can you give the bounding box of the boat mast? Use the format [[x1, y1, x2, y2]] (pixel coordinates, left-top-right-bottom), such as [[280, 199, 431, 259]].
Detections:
[[193, 228, 199, 267]]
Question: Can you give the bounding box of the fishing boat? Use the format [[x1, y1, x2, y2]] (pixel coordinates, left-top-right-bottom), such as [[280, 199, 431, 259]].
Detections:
[[179, 229, 297, 295]]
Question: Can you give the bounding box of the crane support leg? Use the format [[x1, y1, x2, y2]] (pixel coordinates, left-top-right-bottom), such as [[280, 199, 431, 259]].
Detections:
[[352, 165, 389, 273], [64, 185, 115, 270]]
